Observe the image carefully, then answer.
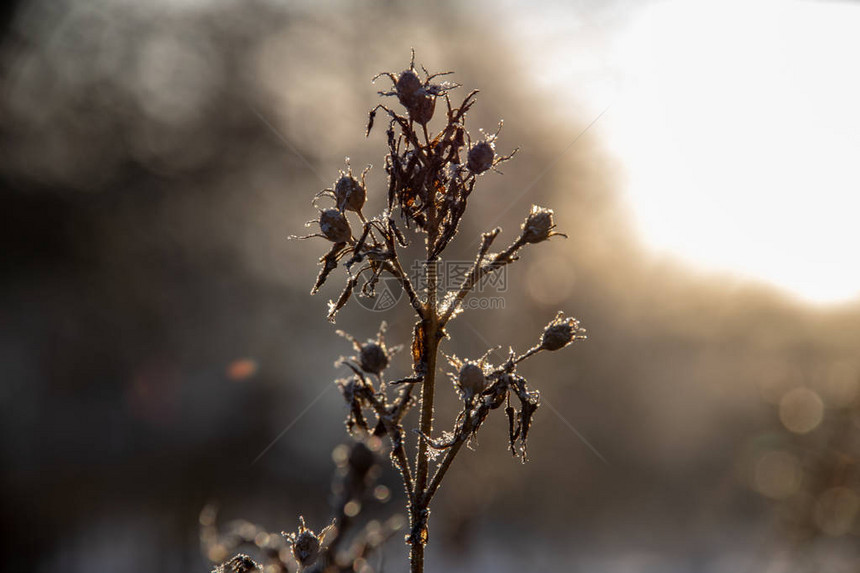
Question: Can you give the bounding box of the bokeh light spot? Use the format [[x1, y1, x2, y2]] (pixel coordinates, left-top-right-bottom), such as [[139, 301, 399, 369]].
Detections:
[[779, 387, 824, 434], [373, 485, 391, 503], [227, 358, 259, 381], [344, 500, 361, 518]]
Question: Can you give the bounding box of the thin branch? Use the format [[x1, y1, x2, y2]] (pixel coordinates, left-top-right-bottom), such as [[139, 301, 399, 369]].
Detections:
[[422, 438, 465, 505], [514, 344, 543, 365], [440, 231, 526, 325], [363, 392, 416, 505], [383, 258, 425, 319], [391, 375, 421, 423], [410, 150, 442, 573]]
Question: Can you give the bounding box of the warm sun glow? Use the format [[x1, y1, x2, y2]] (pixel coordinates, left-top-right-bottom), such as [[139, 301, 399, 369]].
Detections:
[[609, 0, 860, 304], [502, 0, 860, 304]]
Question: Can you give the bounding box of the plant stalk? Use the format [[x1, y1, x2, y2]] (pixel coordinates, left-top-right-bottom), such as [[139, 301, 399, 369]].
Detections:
[[410, 183, 440, 573]]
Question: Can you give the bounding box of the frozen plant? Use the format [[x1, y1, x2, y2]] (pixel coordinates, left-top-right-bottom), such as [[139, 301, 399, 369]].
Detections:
[[207, 51, 586, 573]]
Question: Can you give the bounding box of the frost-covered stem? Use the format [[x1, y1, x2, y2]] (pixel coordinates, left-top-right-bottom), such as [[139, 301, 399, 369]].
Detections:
[[423, 439, 465, 505], [440, 233, 525, 325], [514, 344, 543, 365], [415, 313, 438, 498], [392, 375, 421, 422], [387, 426, 415, 508], [383, 245, 425, 319], [390, 434, 415, 504], [411, 189, 440, 573]]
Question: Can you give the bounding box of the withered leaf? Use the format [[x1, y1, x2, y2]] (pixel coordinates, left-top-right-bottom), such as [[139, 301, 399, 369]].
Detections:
[[327, 277, 357, 322], [312, 242, 346, 295], [411, 320, 427, 376], [505, 405, 517, 457]]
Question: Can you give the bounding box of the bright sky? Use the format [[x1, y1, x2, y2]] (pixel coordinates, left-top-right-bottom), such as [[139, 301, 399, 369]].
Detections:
[[502, 0, 860, 304]]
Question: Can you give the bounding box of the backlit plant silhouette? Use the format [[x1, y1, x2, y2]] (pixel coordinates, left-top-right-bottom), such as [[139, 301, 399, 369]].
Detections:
[[204, 52, 586, 573]]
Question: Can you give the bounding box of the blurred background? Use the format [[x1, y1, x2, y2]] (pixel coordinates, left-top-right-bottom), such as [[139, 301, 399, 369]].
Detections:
[[2, 0, 860, 571]]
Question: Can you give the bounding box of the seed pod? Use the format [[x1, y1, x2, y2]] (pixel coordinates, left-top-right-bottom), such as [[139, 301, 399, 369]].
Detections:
[[467, 141, 495, 174], [334, 174, 366, 212], [319, 208, 352, 243], [540, 312, 583, 351], [409, 93, 436, 125], [291, 530, 320, 569], [284, 517, 334, 570], [359, 341, 388, 375], [521, 205, 556, 244], [218, 554, 262, 573], [458, 362, 487, 398], [483, 375, 509, 410], [410, 94, 435, 124], [396, 69, 422, 107]]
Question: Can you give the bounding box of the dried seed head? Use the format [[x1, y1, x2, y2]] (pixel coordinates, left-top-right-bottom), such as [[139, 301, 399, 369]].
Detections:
[[458, 362, 487, 397], [392, 69, 436, 123], [359, 341, 388, 375], [409, 93, 436, 124], [319, 208, 352, 243], [283, 517, 334, 570], [396, 69, 422, 105], [291, 531, 320, 569], [521, 205, 557, 244], [337, 322, 399, 378], [540, 312, 584, 351], [217, 554, 262, 573], [334, 174, 366, 212], [467, 141, 495, 174]]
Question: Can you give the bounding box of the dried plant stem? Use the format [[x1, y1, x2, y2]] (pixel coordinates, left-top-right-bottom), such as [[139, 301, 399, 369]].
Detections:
[[380, 225, 425, 318], [411, 205, 440, 573], [440, 233, 525, 326], [390, 433, 415, 503], [423, 439, 464, 505], [251, 56, 587, 573], [383, 259, 424, 318]]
